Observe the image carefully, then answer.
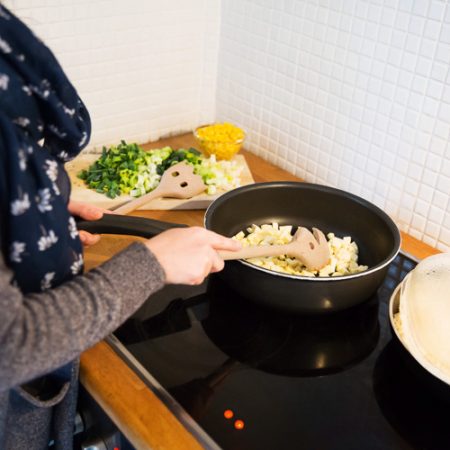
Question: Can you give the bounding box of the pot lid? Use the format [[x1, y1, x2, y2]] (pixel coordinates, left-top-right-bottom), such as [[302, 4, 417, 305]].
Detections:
[[399, 253, 450, 384]]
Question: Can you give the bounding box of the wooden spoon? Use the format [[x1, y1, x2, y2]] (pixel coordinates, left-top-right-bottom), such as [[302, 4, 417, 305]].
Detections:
[[113, 162, 206, 214], [219, 227, 331, 271]]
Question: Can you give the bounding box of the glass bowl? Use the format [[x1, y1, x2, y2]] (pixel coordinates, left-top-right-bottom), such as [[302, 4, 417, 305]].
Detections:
[[193, 123, 245, 160]]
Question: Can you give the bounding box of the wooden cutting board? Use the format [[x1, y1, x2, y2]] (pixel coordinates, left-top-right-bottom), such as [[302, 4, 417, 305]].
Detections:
[[66, 153, 254, 210]]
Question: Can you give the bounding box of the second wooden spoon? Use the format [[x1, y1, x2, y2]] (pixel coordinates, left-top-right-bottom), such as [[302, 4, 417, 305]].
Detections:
[[113, 162, 206, 215]]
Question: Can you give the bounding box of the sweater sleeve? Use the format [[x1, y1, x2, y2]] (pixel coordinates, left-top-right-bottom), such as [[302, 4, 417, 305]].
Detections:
[[0, 241, 166, 392]]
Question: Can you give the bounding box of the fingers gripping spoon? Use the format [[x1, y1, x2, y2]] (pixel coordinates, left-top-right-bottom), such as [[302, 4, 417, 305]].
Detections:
[[219, 227, 331, 272], [113, 162, 206, 215]]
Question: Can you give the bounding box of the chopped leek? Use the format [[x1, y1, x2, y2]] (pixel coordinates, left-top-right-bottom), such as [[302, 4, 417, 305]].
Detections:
[[78, 141, 243, 199]]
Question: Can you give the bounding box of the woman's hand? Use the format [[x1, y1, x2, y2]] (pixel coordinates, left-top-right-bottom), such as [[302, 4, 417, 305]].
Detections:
[[68, 200, 112, 247], [145, 226, 241, 285]]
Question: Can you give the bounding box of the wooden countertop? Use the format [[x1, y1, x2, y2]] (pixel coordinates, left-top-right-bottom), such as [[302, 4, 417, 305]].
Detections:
[[80, 133, 440, 450]]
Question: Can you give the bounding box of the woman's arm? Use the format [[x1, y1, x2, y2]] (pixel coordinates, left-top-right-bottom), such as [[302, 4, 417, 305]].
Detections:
[[0, 241, 165, 392], [0, 225, 240, 392]]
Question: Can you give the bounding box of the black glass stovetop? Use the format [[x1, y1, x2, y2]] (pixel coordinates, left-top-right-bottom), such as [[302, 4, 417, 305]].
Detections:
[[113, 254, 450, 450]]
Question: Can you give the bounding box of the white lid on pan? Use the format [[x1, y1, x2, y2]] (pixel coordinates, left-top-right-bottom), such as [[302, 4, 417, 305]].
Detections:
[[398, 253, 450, 385]]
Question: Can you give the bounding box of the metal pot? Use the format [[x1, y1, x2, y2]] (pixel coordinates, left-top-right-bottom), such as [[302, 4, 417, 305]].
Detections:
[[389, 282, 450, 404]]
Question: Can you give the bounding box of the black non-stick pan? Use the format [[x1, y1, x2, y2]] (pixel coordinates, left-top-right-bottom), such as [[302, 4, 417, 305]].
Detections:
[[77, 182, 401, 314], [76, 213, 186, 237], [203, 182, 401, 314]]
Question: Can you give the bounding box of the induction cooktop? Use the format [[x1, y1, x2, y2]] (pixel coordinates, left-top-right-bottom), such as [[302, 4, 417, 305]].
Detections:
[[108, 253, 450, 450]]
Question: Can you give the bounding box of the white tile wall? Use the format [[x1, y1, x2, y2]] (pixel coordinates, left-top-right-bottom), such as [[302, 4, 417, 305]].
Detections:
[[216, 0, 450, 252], [5, 0, 220, 148], [5, 0, 450, 251]]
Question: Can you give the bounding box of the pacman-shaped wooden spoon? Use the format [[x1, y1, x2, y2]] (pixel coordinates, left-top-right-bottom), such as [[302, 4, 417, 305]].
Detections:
[[113, 162, 206, 214], [219, 227, 331, 271]]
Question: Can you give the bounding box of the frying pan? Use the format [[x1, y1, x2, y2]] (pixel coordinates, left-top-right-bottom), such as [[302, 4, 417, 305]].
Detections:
[[77, 181, 401, 314], [203, 182, 400, 313]]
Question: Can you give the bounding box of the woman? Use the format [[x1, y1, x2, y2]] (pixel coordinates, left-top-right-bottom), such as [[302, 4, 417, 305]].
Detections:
[[0, 5, 239, 449]]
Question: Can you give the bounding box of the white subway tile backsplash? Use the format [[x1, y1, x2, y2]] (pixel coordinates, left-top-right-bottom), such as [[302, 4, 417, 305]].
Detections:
[[422, 234, 437, 247], [437, 173, 450, 193], [424, 20, 441, 41], [427, 79, 445, 99], [437, 231, 450, 252], [7, 0, 220, 149], [422, 168, 438, 187], [425, 219, 441, 240], [426, 151, 443, 172], [430, 1, 445, 20], [434, 120, 450, 139], [440, 22, 450, 43], [409, 228, 424, 240], [412, 214, 427, 233], [430, 135, 448, 156], [435, 42, 450, 63], [444, 212, 450, 229], [6, 0, 449, 252], [431, 61, 448, 83], [433, 190, 449, 211], [416, 198, 432, 217], [217, 0, 450, 252]]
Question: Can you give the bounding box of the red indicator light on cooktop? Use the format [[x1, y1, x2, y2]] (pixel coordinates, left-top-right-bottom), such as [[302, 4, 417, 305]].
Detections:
[[224, 409, 234, 419], [234, 419, 245, 430]]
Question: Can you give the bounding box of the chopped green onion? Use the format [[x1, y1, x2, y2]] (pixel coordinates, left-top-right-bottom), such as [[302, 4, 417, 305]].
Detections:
[[77, 141, 243, 199]]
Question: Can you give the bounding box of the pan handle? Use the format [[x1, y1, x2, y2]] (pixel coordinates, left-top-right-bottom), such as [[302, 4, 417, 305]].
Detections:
[[76, 214, 187, 239]]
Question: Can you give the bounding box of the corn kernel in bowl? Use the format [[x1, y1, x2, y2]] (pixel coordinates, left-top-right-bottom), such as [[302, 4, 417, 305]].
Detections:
[[194, 123, 245, 160]]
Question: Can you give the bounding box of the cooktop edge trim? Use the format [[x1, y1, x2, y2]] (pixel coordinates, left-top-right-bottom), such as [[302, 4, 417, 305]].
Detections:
[[104, 334, 222, 450]]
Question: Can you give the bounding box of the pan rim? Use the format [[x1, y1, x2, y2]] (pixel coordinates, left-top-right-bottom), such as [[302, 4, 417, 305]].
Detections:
[[204, 181, 402, 282]]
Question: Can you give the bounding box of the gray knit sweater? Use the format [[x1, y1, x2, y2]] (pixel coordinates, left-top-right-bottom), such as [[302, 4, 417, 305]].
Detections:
[[0, 240, 166, 449]]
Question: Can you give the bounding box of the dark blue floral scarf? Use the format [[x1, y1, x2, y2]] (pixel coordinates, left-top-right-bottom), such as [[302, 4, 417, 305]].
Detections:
[[0, 5, 91, 294]]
